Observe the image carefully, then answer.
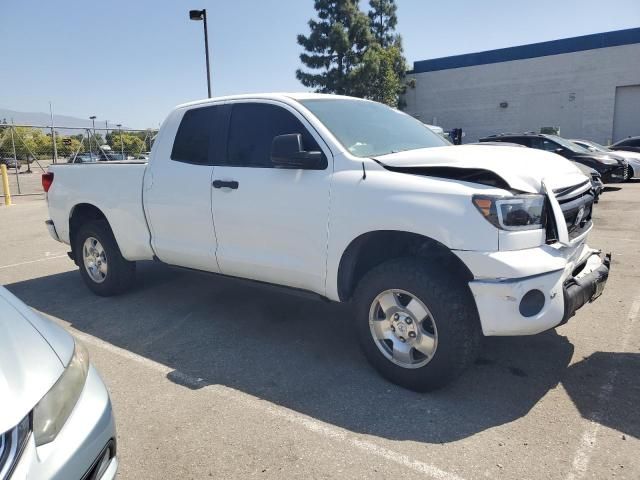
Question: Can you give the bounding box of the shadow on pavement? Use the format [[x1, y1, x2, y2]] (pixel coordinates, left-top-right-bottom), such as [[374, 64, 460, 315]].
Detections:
[[563, 352, 639, 440], [7, 261, 576, 444]]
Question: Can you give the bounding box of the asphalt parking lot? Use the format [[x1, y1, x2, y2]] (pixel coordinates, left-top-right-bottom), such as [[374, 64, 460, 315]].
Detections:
[[1, 184, 639, 480]]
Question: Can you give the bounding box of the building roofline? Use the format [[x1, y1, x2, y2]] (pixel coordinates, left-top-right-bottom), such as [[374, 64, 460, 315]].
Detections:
[[411, 27, 640, 74]]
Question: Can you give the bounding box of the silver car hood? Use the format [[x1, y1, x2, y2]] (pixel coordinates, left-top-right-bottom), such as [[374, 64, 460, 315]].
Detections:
[[376, 145, 588, 192], [0, 290, 68, 433]]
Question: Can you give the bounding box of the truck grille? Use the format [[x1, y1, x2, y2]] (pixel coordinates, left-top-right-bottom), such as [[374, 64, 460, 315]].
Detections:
[[546, 180, 594, 243], [0, 415, 30, 480]]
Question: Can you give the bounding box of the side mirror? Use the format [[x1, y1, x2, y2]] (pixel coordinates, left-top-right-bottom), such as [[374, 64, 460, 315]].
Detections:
[[271, 134, 324, 169], [554, 148, 565, 154]]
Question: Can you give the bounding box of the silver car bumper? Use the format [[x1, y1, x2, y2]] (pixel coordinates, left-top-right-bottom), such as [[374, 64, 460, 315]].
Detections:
[[10, 365, 117, 480]]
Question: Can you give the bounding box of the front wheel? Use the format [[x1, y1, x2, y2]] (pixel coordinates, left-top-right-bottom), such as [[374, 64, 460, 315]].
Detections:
[[75, 220, 136, 296], [353, 258, 481, 391]]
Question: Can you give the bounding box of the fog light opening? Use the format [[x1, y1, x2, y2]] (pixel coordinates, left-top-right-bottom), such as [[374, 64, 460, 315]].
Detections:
[[519, 289, 545, 317]]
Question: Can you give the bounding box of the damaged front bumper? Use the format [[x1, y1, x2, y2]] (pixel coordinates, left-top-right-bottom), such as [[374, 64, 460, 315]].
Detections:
[[455, 246, 610, 336], [562, 252, 610, 325]]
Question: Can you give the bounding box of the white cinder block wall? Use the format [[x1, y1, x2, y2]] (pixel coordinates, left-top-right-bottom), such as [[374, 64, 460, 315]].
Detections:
[[403, 40, 640, 145]]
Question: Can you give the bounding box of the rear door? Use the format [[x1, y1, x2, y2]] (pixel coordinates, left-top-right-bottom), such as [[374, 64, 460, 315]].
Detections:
[[143, 105, 224, 272], [210, 100, 332, 294]]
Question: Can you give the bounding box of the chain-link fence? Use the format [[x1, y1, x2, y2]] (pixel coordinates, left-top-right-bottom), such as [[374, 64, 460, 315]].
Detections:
[[0, 124, 157, 198]]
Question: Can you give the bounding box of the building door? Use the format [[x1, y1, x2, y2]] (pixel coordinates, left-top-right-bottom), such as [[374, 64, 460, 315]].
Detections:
[[613, 85, 640, 142]]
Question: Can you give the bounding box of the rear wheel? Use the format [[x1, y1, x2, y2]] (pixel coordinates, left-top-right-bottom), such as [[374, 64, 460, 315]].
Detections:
[[75, 220, 135, 296], [354, 258, 481, 391]]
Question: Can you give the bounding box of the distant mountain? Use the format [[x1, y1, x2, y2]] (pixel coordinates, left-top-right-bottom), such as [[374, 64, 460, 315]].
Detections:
[[0, 108, 131, 134]]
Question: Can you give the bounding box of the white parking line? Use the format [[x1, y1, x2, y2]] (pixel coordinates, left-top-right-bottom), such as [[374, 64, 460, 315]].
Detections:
[[0, 253, 68, 270], [66, 325, 467, 480], [566, 295, 640, 480]]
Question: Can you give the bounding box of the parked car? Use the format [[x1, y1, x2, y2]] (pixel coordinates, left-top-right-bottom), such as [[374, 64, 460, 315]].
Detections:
[[610, 136, 640, 154], [69, 151, 128, 163], [570, 139, 640, 179], [479, 133, 628, 183], [68, 152, 98, 164], [0, 286, 117, 479], [573, 163, 603, 202], [472, 141, 602, 202], [42, 93, 609, 391], [1, 157, 20, 170]]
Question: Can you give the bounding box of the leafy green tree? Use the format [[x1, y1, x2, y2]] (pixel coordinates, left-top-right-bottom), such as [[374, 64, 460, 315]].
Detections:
[[296, 0, 409, 108], [352, 43, 406, 106], [368, 0, 398, 47], [356, 0, 409, 107], [54, 135, 82, 157], [296, 0, 372, 95], [106, 132, 145, 156]]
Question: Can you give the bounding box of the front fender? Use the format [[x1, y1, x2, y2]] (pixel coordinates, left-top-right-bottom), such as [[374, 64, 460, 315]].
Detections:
[[325, 168, 501, 300]]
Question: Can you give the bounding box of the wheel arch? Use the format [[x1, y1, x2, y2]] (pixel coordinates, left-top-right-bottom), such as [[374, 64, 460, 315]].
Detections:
[[336, 230, 474, 302], [68, 203, 110, 262]]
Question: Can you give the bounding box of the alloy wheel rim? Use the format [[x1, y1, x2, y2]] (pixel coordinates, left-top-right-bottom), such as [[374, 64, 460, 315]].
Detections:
[[83, 237, 108, 283], [368, 289, 438, 369]]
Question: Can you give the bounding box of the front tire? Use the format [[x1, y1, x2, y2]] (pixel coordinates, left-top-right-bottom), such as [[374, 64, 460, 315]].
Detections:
[[75, 220, 136, 296], [353, 258, 481, 391]]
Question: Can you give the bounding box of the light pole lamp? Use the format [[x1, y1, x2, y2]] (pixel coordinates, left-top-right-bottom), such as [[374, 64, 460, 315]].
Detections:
[[189, 9, 212, 98]]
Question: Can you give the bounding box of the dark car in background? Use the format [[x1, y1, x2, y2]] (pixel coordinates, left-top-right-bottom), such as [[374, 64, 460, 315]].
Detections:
[[611, 136, 640, 154], [479, 133, 628, 183], [1, 157, 20, 170]]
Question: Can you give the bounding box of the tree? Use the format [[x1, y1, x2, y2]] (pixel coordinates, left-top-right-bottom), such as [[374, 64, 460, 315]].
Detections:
[[356, 0, 409, 108], [368, 0, 398, 47], [352, 43, 407, 106], [296, 0, 372, 95], [105, 131, 145, 156]]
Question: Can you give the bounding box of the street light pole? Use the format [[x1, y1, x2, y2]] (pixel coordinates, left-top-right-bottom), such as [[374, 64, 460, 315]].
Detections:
[[189, 9, 212, 98]]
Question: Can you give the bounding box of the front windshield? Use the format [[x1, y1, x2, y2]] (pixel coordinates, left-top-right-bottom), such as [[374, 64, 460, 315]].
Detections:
[[547, 135, 591, 154], [299, 98, 450, 157]]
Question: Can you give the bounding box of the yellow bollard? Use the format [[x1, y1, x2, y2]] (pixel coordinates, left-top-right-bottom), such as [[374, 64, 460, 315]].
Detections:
[[1, 164, 12, 206]]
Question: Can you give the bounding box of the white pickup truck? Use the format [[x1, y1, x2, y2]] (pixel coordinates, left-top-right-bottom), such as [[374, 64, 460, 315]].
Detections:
[[43, 93, 609, 391]]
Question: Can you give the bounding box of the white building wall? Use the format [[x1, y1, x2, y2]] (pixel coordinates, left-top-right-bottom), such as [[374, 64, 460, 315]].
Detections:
[[404, 44, 640, 144]]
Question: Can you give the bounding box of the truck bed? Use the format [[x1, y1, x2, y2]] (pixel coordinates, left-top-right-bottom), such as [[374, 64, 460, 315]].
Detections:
[[47, 162, 155, 261]]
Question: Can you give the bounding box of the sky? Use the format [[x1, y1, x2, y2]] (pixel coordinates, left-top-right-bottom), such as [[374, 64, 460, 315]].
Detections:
[[1, 0, 639, 128]]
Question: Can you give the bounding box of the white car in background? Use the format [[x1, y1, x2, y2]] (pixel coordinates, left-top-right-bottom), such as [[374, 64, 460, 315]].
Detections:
[[0, 286, 117, 479], [571, 139, 640, 179]]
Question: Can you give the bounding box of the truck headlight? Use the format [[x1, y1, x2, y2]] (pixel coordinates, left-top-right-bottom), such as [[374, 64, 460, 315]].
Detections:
[[472, 194, 545, 231], [33, 342, 89, 446]]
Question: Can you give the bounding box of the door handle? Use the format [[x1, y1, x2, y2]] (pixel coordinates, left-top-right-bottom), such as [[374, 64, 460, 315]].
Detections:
[[212, 180, 239, 189]]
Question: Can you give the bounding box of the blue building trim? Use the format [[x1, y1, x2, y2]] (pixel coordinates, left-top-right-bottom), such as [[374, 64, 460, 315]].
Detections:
[[412, 28, 640, 73]]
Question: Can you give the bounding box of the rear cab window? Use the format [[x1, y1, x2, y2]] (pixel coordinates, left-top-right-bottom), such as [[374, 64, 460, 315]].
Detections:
[[171, 106, 220, 165]]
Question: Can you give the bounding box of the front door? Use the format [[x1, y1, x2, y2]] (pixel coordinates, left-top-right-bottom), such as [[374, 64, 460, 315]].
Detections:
[[210, 100, 332, 294]]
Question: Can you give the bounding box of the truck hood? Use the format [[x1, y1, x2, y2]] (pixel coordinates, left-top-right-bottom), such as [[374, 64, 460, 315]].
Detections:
[[375, 145, 588, 193], [0, 291, 66, 433]]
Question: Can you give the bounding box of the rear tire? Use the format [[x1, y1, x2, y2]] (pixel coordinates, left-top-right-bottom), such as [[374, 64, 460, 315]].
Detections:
[[75, 220, 136, 296], [353, 257, 481, 391]]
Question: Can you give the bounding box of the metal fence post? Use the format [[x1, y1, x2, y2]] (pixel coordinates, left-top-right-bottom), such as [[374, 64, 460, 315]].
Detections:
[[9, 125, 21, 194], [50, 102, 58, 164]]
